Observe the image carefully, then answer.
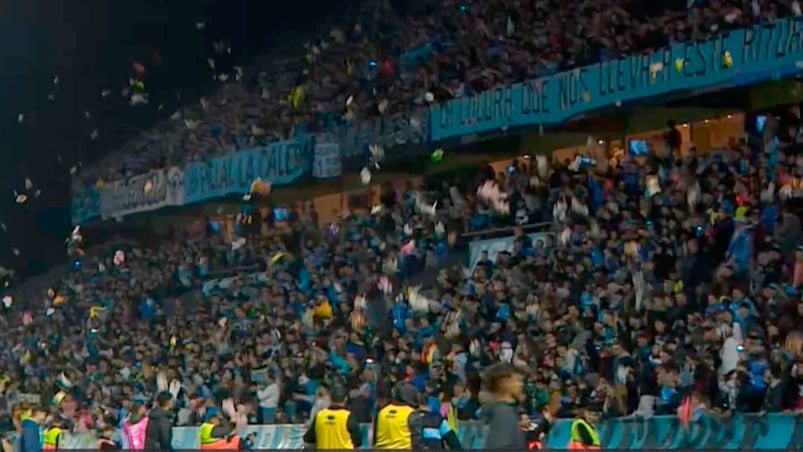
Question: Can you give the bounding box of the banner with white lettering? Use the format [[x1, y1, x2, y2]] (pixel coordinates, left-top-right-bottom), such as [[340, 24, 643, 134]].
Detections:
[[183, 137, 312, 204], [100, 167, 185, 220], [312, 140, 342, 179]]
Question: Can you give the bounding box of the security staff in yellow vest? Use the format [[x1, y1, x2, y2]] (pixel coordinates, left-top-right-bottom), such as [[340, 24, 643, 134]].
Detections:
[[43, 421, 64, 450], [373, 382, 424, 449], [303, 385, 362, 449], [567, 404, 601, 450], [198, 413, 238, 449]]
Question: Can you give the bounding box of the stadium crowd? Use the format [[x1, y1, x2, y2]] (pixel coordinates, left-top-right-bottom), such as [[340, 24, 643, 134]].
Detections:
[[1, 0, 803, 448], [77, 0, 801, 185], [3, 110, 803, 444]]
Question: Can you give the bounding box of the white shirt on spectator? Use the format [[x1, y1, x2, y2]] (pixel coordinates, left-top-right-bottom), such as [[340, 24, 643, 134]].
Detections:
[[257, 382, 280, 409], [720, 336, 741, 375]]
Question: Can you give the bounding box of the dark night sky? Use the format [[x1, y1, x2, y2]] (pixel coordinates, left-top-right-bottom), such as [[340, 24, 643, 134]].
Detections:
[[0, 0, 354, 280]]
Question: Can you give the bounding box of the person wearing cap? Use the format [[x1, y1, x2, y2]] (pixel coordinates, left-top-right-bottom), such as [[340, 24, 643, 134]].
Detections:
[[373, 382, 424, 449], [414, 394, 462, 449], [567, 404, 601, 449], [303, 384, 362, 449], [198, 412, 238, 450]]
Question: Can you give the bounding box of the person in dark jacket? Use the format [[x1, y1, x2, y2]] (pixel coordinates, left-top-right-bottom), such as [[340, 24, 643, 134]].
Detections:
[[763, 363, 786, 412], [20, 407, 47, 452], [481, 363, 526, 450], [144, 392, 174, 451], [416, 395, 462, 449], [520, 406, 553, 449], [97, 425, 121, 450]]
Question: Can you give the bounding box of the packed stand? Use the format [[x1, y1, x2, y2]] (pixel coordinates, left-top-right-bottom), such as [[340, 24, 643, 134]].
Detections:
[[76, 0, 801, 187], [5, 112, 803, 445], [0, 180, 496, 436]]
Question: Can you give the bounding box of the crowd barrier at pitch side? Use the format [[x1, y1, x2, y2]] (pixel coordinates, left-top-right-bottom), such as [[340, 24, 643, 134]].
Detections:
[[52, 413, 803, 449]]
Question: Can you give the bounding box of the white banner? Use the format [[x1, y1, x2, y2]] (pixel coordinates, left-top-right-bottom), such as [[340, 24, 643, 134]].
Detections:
[[311, 140, 342, 179], [100, 167, 184, 219], [202, 271, 268, 295], [468, 231, 555, 269]]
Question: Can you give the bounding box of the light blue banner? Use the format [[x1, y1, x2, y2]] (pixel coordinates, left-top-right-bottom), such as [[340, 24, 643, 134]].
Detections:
[[430, 17, 803, 140], [183, 137, 312, 204], [54, 414, 802, 449], [323, 108, 429, 159], [71, 185, 101, 225], [468, 231, 555, 269]]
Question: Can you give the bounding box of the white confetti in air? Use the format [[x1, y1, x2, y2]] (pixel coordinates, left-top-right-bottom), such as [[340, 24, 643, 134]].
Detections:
[[101, 89, 112, 98], [184, 119, 200, 130], [70, 166, 78, 175], [1, 222, 6, 231], [144, 181, 153, 193], [2, 296, 11, 308], [207, 58, 216, 69], [90, 130, 99, 140], [15, 193, 27, 204], [53, 76, 59, 85], [360, 167, 371, 185], [196, 22, 206, 30], [158, 104, 164, 111], [369, 144, 384, 167], [24, 178, 33, 190], [200, 98, 209, 110], [84, 111, 91, 118], [346, 95, 354, 107], [130, 93, 148, 106], [217, 73, 229, 82], [34, 190, 41, 198], [48, 94, 54, 101], [17, 114, 23, 123], [233, 66, 242, 81], [171, 111, 182, 120], [12, 248, 19, 256], [231, 237, 246, 251]]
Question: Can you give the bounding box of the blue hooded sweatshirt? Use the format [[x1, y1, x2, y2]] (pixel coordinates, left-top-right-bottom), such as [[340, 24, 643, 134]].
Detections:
[[20, 418, 42, 452]]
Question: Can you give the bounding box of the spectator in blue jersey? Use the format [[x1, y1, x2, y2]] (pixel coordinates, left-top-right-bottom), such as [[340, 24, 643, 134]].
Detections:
[[19, 407, 47, 452]]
